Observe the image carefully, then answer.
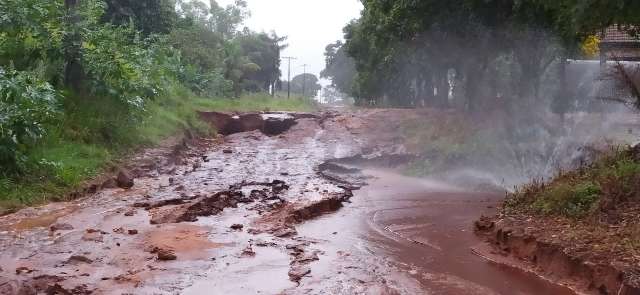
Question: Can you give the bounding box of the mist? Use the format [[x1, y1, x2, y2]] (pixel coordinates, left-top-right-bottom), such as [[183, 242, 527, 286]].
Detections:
[[325, 23, 640, 189]]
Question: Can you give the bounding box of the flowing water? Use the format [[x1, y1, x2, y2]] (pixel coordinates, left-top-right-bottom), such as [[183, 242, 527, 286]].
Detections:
[[293, 168, 576, 294]]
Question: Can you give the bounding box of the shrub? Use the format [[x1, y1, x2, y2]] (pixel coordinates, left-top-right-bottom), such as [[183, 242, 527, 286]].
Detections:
[[0, 68, 59, 174], [507, 149, 640, 219], [532, 181, 601, 217], [81, 24, 156, 111]]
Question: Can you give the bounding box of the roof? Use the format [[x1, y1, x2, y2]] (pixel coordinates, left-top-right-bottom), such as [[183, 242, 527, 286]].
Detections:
[[601, 26, 640, 43]]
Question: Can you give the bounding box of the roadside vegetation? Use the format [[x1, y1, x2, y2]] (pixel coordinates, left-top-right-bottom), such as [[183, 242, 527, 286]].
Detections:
[[506, 147, 640, 219], [500, 147, 640, 272], [0, 0, 314, 212]]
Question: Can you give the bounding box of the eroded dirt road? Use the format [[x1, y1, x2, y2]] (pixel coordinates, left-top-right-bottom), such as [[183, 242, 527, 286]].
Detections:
[[0, 110, 575, 294]]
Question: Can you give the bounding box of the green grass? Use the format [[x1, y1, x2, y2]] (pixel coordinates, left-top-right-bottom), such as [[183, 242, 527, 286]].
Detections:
[[506, 148, 640, 219], [195, 92, 317, 113], [0, 88, 316, 214]]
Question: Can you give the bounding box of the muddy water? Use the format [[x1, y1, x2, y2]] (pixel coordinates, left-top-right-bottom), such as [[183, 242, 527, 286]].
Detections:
[[295, 169, 576, 295], [0, 111, 577, 294]]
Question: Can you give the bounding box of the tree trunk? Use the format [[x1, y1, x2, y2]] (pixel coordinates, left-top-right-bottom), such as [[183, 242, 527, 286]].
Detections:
[[63, 0, 84, 91], [465, 65, 482, 113], [435, 69, 449, 108]]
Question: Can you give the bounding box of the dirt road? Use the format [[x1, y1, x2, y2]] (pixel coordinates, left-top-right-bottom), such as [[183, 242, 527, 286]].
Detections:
[[0, 110, 575, 294]]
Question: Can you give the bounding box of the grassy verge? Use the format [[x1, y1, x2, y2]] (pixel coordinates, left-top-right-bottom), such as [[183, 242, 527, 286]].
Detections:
[[0, 89, 316, 213], [506, 148, 640, 218], [503, 147, 640, 256]]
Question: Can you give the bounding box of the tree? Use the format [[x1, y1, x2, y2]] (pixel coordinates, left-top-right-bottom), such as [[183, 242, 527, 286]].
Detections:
[[102, 0, 177, 35], [169, 0, 284, 97], [0, 0, 65, 85], [239, 31, 287, 93], [342, 0, 620, 109], [321, 40, 356, 96], [287, 73, 321, 98], [223, 40, 258, 97]]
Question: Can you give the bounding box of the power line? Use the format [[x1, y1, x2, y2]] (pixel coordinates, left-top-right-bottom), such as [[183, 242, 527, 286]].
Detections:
[[282, 56, 296, 99], [301, 64, 308, 98]]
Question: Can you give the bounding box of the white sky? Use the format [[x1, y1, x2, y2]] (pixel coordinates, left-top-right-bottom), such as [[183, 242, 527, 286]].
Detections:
[[218, 0, 363, 81]]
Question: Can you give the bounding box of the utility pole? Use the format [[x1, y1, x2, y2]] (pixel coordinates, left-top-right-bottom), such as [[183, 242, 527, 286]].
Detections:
[[301, 64, 308, 98], [282, 56, 296, 98]]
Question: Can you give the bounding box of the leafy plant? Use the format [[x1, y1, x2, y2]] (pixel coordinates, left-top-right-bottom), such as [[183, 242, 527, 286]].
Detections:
[[0, 0, 65, 81], [78, 6, 157, 110], [533, 181, 601, 217], [0, 67, 59, 174]]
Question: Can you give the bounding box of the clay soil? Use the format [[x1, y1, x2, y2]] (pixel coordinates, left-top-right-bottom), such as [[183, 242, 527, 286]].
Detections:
[[475, 204, 640, 295]]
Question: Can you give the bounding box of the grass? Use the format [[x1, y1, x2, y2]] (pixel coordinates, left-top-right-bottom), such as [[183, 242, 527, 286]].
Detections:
[[194, 92, 317, 113], [0, 88, 316, 214], [501, 147, 640, 271], [505, 148, 640, 219]]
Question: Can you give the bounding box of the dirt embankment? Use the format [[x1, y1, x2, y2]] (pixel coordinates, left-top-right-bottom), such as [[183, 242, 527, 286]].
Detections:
[[473, 147, 640, 295], [476, 197, 640, 294]]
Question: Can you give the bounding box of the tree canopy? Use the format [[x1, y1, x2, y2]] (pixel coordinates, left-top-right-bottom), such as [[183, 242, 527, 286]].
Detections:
[[334, 0, 640, 110], [287, 73, 322, 98], [0, 0, 286, 174], [321, 40, 356, 96], [102, 0, 177, 35]]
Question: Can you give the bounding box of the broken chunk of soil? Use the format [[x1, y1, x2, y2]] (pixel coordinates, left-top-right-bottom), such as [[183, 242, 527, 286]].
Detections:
[[149, 190, 243, 224], [230, 224, 244, 231], [249, 190, 268, 200], [101, 178, 118, 189], [318, 161, 368, 188], [116, 169, 134, 189], [286, 191, 353, 223], [271, 226, 298, 238], [198, 111, 299, 136], [81, 229, 104, 242], [271, 180, 289, 194], [135, 197, 193, 210], [262, 115, 297, 136], [15, 267, 34, 275], [15, 275, 66, 294], [49, 223, 74, 232], [474, 215, 495, 231], [154, 247, 177, 261], [288, 264, 311, 282], [67, 255, 93, 264], [241, 245, 256, 257]]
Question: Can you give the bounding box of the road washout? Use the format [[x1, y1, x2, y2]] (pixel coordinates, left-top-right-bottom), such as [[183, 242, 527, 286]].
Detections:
[[0, 109, 583, 294]]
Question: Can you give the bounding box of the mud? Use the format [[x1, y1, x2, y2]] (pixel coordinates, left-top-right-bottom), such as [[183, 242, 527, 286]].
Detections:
[[0, 109, 586, 294], [288, 168, 576, 294], [475, 217, 640, 295]]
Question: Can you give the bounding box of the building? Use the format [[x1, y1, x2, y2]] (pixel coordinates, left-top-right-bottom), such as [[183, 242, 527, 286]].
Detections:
[[600, 26, 640, 64], [596, 26, 640, 104]]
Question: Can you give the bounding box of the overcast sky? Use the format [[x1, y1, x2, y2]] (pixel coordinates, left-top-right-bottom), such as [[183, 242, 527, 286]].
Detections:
[[218, 0, 363, 81]]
